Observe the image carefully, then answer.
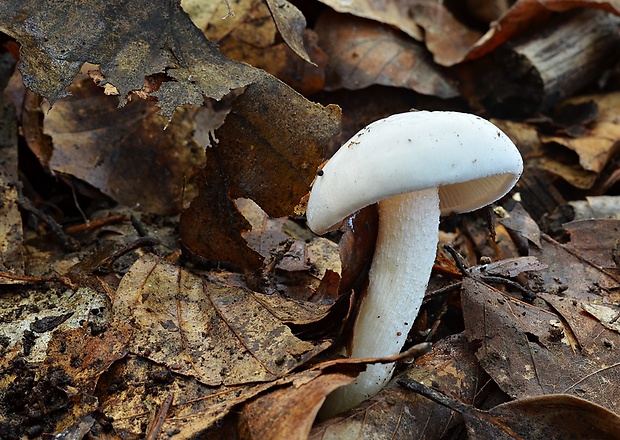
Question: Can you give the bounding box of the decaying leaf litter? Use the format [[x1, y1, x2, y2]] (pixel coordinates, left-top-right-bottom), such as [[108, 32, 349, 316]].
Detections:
[[0, 0, 620, 438]]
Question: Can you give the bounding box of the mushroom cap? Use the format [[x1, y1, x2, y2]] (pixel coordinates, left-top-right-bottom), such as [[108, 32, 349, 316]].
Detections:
[[307, 111, 523, 234]]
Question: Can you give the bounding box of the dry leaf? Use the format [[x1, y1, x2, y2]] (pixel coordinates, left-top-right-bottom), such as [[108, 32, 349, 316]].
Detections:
[[316, 0, 483, 66], [96, 354, 276, 438], [462, 270, 620, 413], [563, 219, 620, 275], [40, 76, 204, 215], [570, 196, 620, 220], [184, 0, 326, 95], [179, 76, 340, 269], [238, 372, 356, 440], [113, 254, 329, 385], [314, 10, 458, 97], [400, 376, 620, 440], [311, 334, 480, 438], [0, 84, 23, 276]]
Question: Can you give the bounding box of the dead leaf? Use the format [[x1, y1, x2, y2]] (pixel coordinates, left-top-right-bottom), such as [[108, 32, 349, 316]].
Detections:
[[311, 334, 481, 438], [462, 275, 620, 414], [314, 10, 458, 98], [263, 0, 313, 64], [316, 0, 483, 66], [0, 82, 23, 276], [112, 254, 329, 385], [541, 93, 620, 183], [400, 376, 620, 440], [563, 219, 620, 275], [96, 354, 276, 438], [184, 0, 326, 95], [179, 76, 340, 269], [238, 372, 356, 440], [39, 75, 204, 215], [570, 196, 620, 220], [499, 203, 542, 249]]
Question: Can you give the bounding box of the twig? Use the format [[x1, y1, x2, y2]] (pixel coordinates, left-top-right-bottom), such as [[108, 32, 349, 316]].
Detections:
[[145, 393, 174, 440]]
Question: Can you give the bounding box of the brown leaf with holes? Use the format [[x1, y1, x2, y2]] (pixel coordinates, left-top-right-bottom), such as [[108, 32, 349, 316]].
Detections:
[[315, 10, 458, 97], [179, 75, 340, 269], [462, 270, 620, 414], [96, 354, 276, 438], [113, 254, 329, 385]]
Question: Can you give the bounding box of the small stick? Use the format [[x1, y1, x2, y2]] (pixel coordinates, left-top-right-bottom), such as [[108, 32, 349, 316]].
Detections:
[[145, 393, 174, 440]]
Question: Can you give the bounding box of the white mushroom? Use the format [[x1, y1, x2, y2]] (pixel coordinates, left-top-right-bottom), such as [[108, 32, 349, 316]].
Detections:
[[306, 111, 523, 416]]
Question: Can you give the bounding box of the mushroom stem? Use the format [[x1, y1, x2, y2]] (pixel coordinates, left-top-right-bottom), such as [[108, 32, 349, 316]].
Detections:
[[321, 187, 440, 417]]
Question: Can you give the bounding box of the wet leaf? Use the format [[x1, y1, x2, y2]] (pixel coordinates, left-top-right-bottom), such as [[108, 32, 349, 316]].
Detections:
[[112, 254, 329, 385], [179, 76, 340, 269], [314, 10, 458, 98], [40, 75, 204, 215]]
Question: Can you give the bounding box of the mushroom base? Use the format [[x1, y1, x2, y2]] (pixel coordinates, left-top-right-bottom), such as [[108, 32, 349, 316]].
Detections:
[[320, 187, 440, 418]]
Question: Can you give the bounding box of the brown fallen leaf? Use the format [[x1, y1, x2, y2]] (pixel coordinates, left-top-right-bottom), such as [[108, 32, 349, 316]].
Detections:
[[399, 376, 620, 440], [263, 0, 313, 64], [540, 92, 620, 188], [179, 75, 340, 270], [563, 219, 620, 276], [39, 75, 204, 215], [112, 254, 329, 385], [310, 334, 481, 439], [96, 354, 277, 438], [0, 77, 23, 276], [316, 0, 484, 67], [570, 196, 620, 220], [462, 271, 620, 414], [185, 0, 326, 95], [238, 372, 356, 440], [314, 10, 458, 98]]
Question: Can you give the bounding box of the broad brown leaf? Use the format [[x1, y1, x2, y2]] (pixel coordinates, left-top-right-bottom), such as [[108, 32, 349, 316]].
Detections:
[[40, 76, 204, 215], [462, 266, 620, 414], [179, 76, 340, 269], [400, 376, 620, 440], [184, 0, 326, 95], [311, 334, 481, 438], [112, 254, 329, 385], [0, 84, 23, 276], [315, 10, 458, 97]]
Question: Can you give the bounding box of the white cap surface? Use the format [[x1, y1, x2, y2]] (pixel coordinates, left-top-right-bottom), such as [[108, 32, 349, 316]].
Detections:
[[307, 111, 523, 234]]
